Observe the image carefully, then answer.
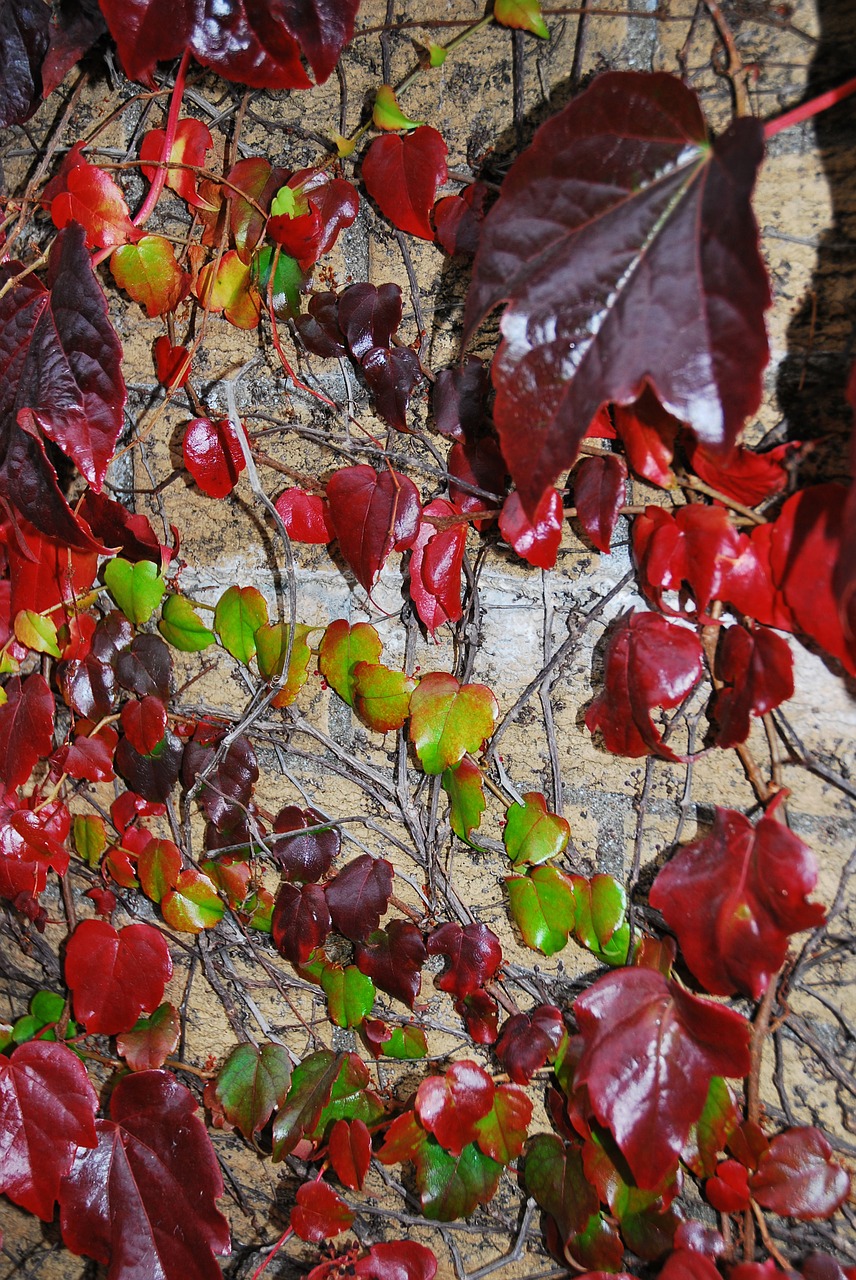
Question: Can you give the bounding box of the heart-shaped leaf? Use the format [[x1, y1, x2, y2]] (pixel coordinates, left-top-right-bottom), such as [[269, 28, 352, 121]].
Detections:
[[104, 557, 166, 627], [64, 919, 173, 1036], [408, 672, 498, 774]]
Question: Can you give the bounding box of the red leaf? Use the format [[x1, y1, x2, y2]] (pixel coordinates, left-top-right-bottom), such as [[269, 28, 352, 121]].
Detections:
[[153, 336, 191, 389], [291, 1179, 354, 1242], [354, 919, 427, 1008], [433, 358, 491, 441], [584, 611, 704, 761], [271, 805, 340, 883], [325, 854, 394, 942], [0, 796, 70, 899], [750, 1127, 850, 1219], [649, 803, 825, 1000], [0, 673, 54, 793], [464, 73, 769, 516], [426, 921, 502, 1000], [573, 455, 627, 553], [0, 1041, 97, 1219], [326, 465, 422, 592], [659, 1250, 722, 1280], [64, 919, 173, 1036], [272, 882, 331, 965], [183, 417, 246, 499], [361, 345, 422, 432], [448, 437, 507, 528], [50, 160, 138, 249], [6, 519, 98, 617], [495, 1004, 565, 1084], [408, 498, 467, 635], [613, 390, 680, 487], [720, 521, 794, 632], [274, 488, 333, 543], [121, 695, 168, 756], [329, 1118, 372, 1190], [54, 721, 117, 782], [456, 990, 500, 1044], [633, 504, 743, 618], [0, 0, 49, 129], [362, 127, 449, 239], [59, 1069, 230, 1278], [433, 183, 489, 257], [499, 488, 563, 568], [294, 169, 360, 266], [416, 1061, 495, 1156], [706, 1159, 751, 1214], [353, 1241, 438, 1280], [711, 623, 794, 749], [574, 967, 751, 1188], [684, 438, 797, 507], [140, 117, 213, 208]]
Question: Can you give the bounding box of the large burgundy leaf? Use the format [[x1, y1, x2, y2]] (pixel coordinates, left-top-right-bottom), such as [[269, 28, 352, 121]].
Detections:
[[749, 1128, 850, 1219], [463, 72, 770, 515], [326, 465, 421, 592], [64, 918, 174, 1035], [649, 804, 825, 999], [0, 673, 54, 793], [0, 1041, 97, 1220], [97, 0, 360, 88], [355, 919, 427, 1008], [574, 968, 750, 1188], [325, 854, 394, 942], [59, 1069, 230, 1280], [0, 0, 49, 129], [426, 921, 502, 1000]]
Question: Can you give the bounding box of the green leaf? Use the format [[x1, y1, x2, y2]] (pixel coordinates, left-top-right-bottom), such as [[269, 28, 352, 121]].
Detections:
[[256, 622, 313, 705], [214, 585, 268, 664], [503, 791, 570, 867], [159, 594, 216, 651], [13, 610, 60, 657], [272, 1050, 345, 1161], [253, 246, 305, 320], [507, 864, 576, 955], [30, 990, 65, 1024], [409, 672, 499, 775], [372, 84, 423, 131], [73, 814, 107, 866], [104, 557, 166, 626], [318, 619, 382, 707], [270, 184, 305, 218], [352, 662, 418, 732], [473, 1084, 532, 1164], [442, 757, 487, 846], [320, 963, 376, 1028], [684, 1076, 740, 1178], [311, 1053, 385, 1140], [415, 1137, 503, 1220], [525, 1133, 598, 1241], [110, 234, 189, 317], [215, 1041, 293, 1141], [494, 0, 550, 39], [381, 1025, 429, 1059], [161, 868, 225, 932], [427, 42, 447, 67], [571, 874, 630, 966]]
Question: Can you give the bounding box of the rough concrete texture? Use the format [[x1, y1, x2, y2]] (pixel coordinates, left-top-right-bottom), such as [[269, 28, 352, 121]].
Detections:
[[1, 0, 855, 1277]]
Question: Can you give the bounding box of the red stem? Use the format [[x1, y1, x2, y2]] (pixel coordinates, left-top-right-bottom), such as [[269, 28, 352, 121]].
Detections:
[[764, 73, 856, 139], [133, 49, 191, 226], [249, 1226, 293, 1280]]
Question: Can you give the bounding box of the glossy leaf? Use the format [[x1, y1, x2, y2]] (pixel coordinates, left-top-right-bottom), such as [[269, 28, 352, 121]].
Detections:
[[51, 161, 137, 249], [291, 1179, 354, 1242], [571, 873, 630, 966], [271, 1050, 345, 1160], [416, 1061, 495, 1156], [495, 1005, 565, 1084], [409, 672, 498, 774], [116, 1003, 180, 1072], [0, 674, 54, 792], [136, 837, 181, 903], [182, 733, 259, 832], [329, 1118, 371, 1190], [0, 0, 49, 129], [504, 792, 570, 867], [214, 585, 268, 665], [473, 1082, 532, 1163], [64, 919, 173, 1036], [214, 1041, 292, 1141], [272, 882, 331, 965], [352, 662, 418, 732], [354, 919, 427, 1008], [372, 84, 423, 131], [362, 127, 448, 240], [140, 117, 213, 208], [0, 797, 70, 899], [442, 757, 487, 845], [364, 1020, 428, 1061], [115, 729, 182, 804], [499, 487, 564, 568], [326, 465, 422, 593], [415, 1136, 503, 1221], [633, 504, 743, 618], [573, 454, 627, 553], [320, 963, 376, 1028], [318, 619, 383, 707], [271, 805, 339, 882], [749, 1127, 850, 1219], [434, 359, 491, 441], [311, 1052, 385, 1139], [274, 488, 333, 543], [525, 1134, 599, 1243], [183, 417, 246, 499], [712, 622, 794, 749], [162, 868, 225, 933], [507, 864, 576, 955], [153, 336, 191, 389], [121, 695, 168, 757], [104, 557, 166, 627], [195, 251, 260, 329], [257, 622, 313, 706], [426, 921, 502, 999], [408, 498, 467, 635], [685, 438, 796, 507], [325, 854, 394, 941], [109, 235, 190, 318], [159, 594, 216, 652], [613, 390, 680, 486]]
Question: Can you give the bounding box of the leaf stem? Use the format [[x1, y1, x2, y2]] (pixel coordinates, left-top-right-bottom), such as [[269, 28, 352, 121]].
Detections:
[[764, 74, 856, 139], [133, 50, 191, 229], [249, 1226, 293, 1280]]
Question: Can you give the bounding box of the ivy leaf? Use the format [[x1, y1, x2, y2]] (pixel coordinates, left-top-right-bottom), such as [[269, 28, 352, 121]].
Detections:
[[495, 1005, 565, 1084], [352, 662, 418, 732], [0, 1041, 97, 1220], [64, 919, 173, 1036], [749, 1127, 850, 1219], [0, 797, 70, 899], [159, 594, 216, 652], [355, 920, 427, 1009], [442, 757, 487, 846], [416, 1061, 495, 1156], [291, 1180, 354, 1242], [414, 1136, 503, 1221], [320, 963, 376, 1029], [318, 619, 383, 707], [274, 488, 334, 543], [50, 160, 138, 250], [329, 1118, 372, 1191], [272, 883, 331, 965], [571, 873, 630, 966], [684, 437, 796, 507], [351, 1243, 437, 1280], [115, 634, 172, 701], [183, 418, 246, 499], [364, 1020, 428, 1061], [161, 868, 225, 933], [362, 127, 448, 240], [271, 1050, 345, 1160], [116, 1002, 180, 1072], [104, 557, 166, 627], [499, 488, 564, 569], [362, 346, 422, 433], [0, 673, 54, 792], [140, 117, 213, 208], [121, 695, 168, 757], [464, 72, 770, 516], [226, 157, 289, 262], [524, 1134, 599, 1245], [194, 251, 261, 329], [213, 586, 269, 665], [457, 990, 499, 1045], [494, 0, 550, 38], [310, 1052, 385, 1140], [649, 803, 825, 1000], [326, 465, 422, 593], [433, 358, 491, 441], [712, 622, 794, 749], [409, 672, 499, 774], [448, 437, 506, 528], [257, 622, 314, 706], [585, 611, 704, 761], [114, 729, 182, 804], [59, 1070, 230, 1279], [0, 0, 49, 129], [573, 454, 627, 554], [426, 921, 502, 999], [574, 967, 751, 1188], [633, 504, 744, 619], [472, 1083, 533, 1164], [153, 337, 191, 390], [506, 864, 576, 955], [213, 1041, 292, 1142], [271, 805, 340, 883], [110, 234, 190, 317], [136, 836, 181, 903], [408, 499, 467, 636], [503, 792, 570, 867], [338, 283, 402, 360], [325, 854, 394, 942]]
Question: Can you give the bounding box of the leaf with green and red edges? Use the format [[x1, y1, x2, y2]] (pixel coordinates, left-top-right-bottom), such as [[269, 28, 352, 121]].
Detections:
[[325, 854, 394, 942], [257, 621, 313, 705], [351, 662, 418, 733], [267, 181, 322, 259], [633, 504, 743, 619], [707, 1159, 751, 1214], [54, 720, 117, 783], [749, 1127, 850, 1219], [434, 358, 492, 442], [354, 919, 427, 1008], [496, 1005, 565, 1084], [320, 963, 376, 1029], [473, 1082, 532, 1164], [329, 1118, 371, 1190], [494, 0, 550, 37], [153, 336, 191, 390], [414, 1136, 503, 1220], [183, 416, 247, 500], [464, 71, 770, 517], [507, 864, 576, 955], [114, 728, 182, 803], [684, 438, 797, 507], [116, 1003, 180, 1072], [98, 0, 359, 87], [326, 465, 422, 593], [201, 854, 251, 908], [433, 182, 490, 257], [711, 622, 794, 749], [162, 868, 225, 933], [362, 126, 448, 240], [408, 672, 498, 775], [361, 345, 422, 432], [274, 488, 333, 543], [213, 1041, 292, 1141], [271, 805, 339, 882], [73, 813, 107, 868], [137, 836, 181, 902], [426, 920, 502, 999], [59, 1068, 230, 1279], [0, 0, 49, 129], [291, 1179, 354, 1242], [364, 1020, 428, 1060], [140, 117, 214, 208], [613, 389, 680, 487], [416, 1060, 495, 1156], [110, 235, 190, 317], [503, 791, 570, 867], [585, 611, 704, 761], [649, 803, 824, 1000], [408, 499, 467, 635], [571, 873, 630, 966], [50, 161, 139, 249], [0, 673, 54, 792], [225, 158, 287, 261], [121, 695, 168, 757], [270, 1050, 343, 1160], [499, 487, 563, 568], [524, 1134, 599, 1243], [684, 1077, 740, 1179], [456, 990, 499, 1045], [311, 1052, 385, 1140], [573, 454, 627, 554], [194, 250, 260, 329], [213, 585, 268, 667], [442, 757, 486, 847], [272, 882, 331, 964], [582, 1124, 681, 1258], [574, 967, 751, 1189], [64, 919, 173, 1036], [77, 490, 163, 565], [318, 619, 383, 707], [0, 1041, 97, 1220], [0, 796, 71, 899]]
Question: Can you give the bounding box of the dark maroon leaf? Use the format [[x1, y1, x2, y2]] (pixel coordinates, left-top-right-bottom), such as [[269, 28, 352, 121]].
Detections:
[[92, 610, 134, 660], [58, 653, 116, 719], [116, 633, 172, 700], [496, 1004, 565, 1084], [338, 283, 402, 362], [0, 0, 49, 129], [750, 1127, 850, 1219], [426, 921, 502, 1000], [362, 127, 448, 240], [433, 358, 491, 441], [41, 0, 106, 98], [271, 804, 339, 882], [456, 990, 499, 1044], [59, 1069, 230, 1279], [433, 183, 489, 257], [574, 967, 751, 1188], [115, 729, 182, 803], [573, 454, 627, 553], [801, 1254, 856, 1280], [0, 673, 54, 793], [711, 622, 794, 749], [464, 72, 770, 515], [361, 345, 422, 432], [272, 882, 331, 965], [295, 291, 347, 358], [355, 919, 427, 1007], [650, 803, 825, 1000], [584, 611, 704, 761], [182, 735, 259, 831], [325, 854, 394, 942], [78, 490, 162, 564], [326, 465, 422, 592], [448, 437, 507, 526]]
